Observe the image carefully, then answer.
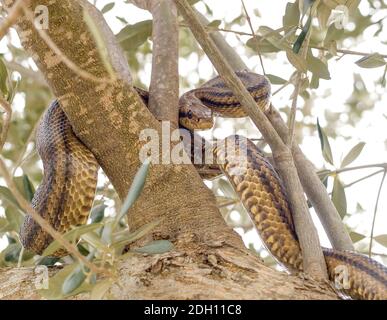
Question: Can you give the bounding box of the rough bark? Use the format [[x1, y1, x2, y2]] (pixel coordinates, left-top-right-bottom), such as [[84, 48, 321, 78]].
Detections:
[[0, 0, 339, 299]]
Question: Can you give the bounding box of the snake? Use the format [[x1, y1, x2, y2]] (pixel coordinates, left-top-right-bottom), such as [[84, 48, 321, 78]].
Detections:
[[20, 71, 387, 300]]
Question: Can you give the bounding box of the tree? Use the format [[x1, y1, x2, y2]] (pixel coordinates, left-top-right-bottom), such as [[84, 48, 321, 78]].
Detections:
[[0, 0, 385, 299]]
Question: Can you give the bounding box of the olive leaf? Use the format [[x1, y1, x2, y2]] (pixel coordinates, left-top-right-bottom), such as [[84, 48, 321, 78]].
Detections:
[[340, 142, 365, 168], [132, 240, 173, 255], [283, 1, 300, 28], [332, 176, 347, 218], [38, 264, 92, 299], [115, 158, 150, 224], [350, 232, 366, 243], [374, 234, 387, 247], [42, 223, 103, 256], [207, 20, 222, 28], [116, 20, 152, 52], [266, 74, 287, 85], [293, 14, 312, 54], [355, 54, 386, 69], [317, 119, 334, 165], [101, 2, 115, 14], [89, 204, 107, 224]]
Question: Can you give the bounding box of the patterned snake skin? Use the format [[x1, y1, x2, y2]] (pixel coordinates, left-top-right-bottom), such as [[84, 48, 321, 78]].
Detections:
[[20, 71, 387, 300]]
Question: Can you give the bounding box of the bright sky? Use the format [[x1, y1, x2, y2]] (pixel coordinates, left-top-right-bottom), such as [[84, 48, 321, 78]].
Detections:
[[0, 1, 386, 265]]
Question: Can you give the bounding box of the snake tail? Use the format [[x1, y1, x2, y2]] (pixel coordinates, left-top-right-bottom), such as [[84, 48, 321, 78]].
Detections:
[[20, 100, 99, 255], [214, 135, 387, 300]]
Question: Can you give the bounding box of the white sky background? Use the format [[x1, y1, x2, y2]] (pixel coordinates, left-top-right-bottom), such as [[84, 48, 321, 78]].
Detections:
[[1, 1, 387, 264]]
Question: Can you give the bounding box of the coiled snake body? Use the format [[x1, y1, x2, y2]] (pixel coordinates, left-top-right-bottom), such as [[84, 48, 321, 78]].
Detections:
[[20, 71, 387, 300]]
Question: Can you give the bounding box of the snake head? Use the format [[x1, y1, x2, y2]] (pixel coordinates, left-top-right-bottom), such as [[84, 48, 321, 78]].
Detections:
[[179, 102, 213, 131]]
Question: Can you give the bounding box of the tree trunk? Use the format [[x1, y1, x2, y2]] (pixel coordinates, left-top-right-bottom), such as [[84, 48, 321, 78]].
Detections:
[[0, 0, 338, 299]]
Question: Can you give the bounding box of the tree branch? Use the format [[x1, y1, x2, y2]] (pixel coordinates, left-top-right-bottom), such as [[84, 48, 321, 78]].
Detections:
[[192, 9, 354, 252], [175, 0, 328, 279]]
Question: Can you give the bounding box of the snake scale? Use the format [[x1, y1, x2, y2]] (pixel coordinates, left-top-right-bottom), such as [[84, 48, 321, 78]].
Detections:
[[20, 71, 387, 300]]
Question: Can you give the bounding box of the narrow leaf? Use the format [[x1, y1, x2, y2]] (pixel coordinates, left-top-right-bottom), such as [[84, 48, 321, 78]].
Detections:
[[374, 234, 387, 247], [101, 2, 115, 14], [355, 54, 386, 69], [340, 142, 365, 168], [350, 232, 366, 243], [266, 74, 287, 85], [116, 159, 150, 223], [62, 264, 87, 295], [89, 204, 106, 224], [133, 240, 173, 255], [332, 176, 347, 218], [42, 223, 103, 256], [317, 119, 334, 165]]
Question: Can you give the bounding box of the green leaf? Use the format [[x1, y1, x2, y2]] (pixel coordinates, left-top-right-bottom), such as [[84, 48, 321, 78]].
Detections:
[[0, 186, 21, 210], [286, 50, 308, 73], [115, 159, 150, 223], [38, 264, 92, 299], [266, 74, 287, 85], [22, 174, 35, 202], [316, 119, 334, 165], [133, 240, 173, 255], [307, 51, 331, 80], [317, 169, 331, 185], [207, 20, 221, 28], [116, 20, 152, 52], [355, 54, 386, 69], [89, 204, 106, 224], [340, 142, 365, 168], [324, 24, 345, 45], [42, 223, 103, 256], [62, 264, 87, 295], [293, 14, 312, 54], [246, 37, 281, 54], [101, 2, 115, 14], [374, 235, 387, 247], [5, 207, 24, 232], [350, 232, 366, 243], [112, 218, 161, 250], [332, 176, 347, 218], [283, 1, 300, 28], [0, 57, 9, 97]]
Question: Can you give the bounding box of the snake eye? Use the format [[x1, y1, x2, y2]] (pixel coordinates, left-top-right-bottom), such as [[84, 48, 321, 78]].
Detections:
[[187, 110, 193, 119]]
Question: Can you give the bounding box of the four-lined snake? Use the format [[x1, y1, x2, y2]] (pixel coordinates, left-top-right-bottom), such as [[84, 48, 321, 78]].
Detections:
[[20, 71, 387, 300]]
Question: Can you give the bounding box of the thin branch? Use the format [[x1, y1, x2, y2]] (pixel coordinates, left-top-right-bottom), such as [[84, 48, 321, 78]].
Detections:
[[240, 0, 265, 75], [0, 96, 12, 152], [179, 23, 387, 59], [147, 0, 179, 127], [0, 0, 27, 40], [342, 169, 384, 189], [0, 157, 108, 276], [288, 10, 313, 147], [20, 3, 116, 85], [333, 163, 387, 174], [368, 170, 386, 257], [175, 0, 328, 280]]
